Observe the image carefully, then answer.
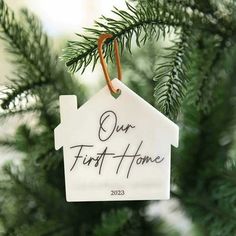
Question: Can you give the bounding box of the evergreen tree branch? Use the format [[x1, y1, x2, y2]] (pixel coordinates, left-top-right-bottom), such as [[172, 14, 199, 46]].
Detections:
[[63, 1, 195, 73], [174, 45, 236, 235], [1, 80, 52, 110], [195, 36, 228, 113], [0, 2, 80, 113], [15, 220, 71, 236], [0, 139, 16, 148], [64, 0, 233, 74], [2, 164, 48, 209], [0, 2, 55, 109], [154, 30, 189, 120], [0, 105, 39, 120], [0, 2, 54, 81], [93, 208, 132, 236], [1, 164, 66, 221]]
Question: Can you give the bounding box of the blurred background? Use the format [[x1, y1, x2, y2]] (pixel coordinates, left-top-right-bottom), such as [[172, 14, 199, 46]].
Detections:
[[1, 0, 235, 235], [0, 1, 191, 235]]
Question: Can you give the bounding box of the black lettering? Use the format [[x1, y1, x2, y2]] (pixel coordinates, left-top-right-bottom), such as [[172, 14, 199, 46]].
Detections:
[[126, 141, 143, 178], [70, 145, 93, 171], [98, 110, 135, 142], [98, 110, 117, 141]]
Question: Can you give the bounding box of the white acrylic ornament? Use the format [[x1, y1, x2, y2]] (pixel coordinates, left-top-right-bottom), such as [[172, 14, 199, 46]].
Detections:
[[54, 78, 179, 202]]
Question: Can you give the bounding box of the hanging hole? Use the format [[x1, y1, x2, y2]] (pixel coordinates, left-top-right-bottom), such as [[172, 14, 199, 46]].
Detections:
[[111, 89, 121, 99]]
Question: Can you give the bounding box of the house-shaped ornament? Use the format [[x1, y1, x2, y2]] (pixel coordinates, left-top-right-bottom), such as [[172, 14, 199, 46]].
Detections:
[[54, 79, 179, 202]]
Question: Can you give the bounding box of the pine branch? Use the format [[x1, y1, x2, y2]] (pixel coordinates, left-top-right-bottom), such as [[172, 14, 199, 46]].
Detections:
[[63, 0, 233, 74], [1, 79, 52, 110], [2, 164, 46, 205], [0, 139, 16, 148], [174, 47, 236, 235], [154, 30, 189, 120], [2, 164, 65, 219], [15, 220, 71, 236], [0, 105, 39, 120], [0, 3, 54, 80], [0, 2, 65, 111], [195, 36, 228, 114], [0, 165, 62, 234], [151, 0, 233, 36], [93, 208, 132, 236], [178, 165, 236, 235], [63, 1, 195, 73]]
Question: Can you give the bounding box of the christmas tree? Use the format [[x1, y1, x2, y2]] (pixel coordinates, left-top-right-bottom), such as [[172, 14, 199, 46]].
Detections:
[[0, 0, 236, 235]]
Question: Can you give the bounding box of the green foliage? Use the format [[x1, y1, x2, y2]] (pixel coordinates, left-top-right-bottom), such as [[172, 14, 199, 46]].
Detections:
[[63, 1, 195, 73], [154, 30, 189, 119], [0, 0, 85, 113], [0, 0, 236, 235], [93, 208, 132, 236], [63, 0, 235, 119], [94, 208, 180, 236], [173, 44, 236, 236], [114, 40, 160, 106]]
